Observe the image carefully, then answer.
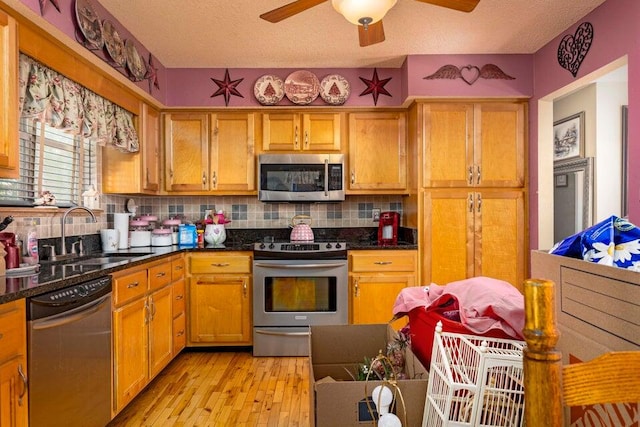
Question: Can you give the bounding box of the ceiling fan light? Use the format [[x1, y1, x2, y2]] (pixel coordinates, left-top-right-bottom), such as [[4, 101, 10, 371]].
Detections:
[[331, 0, 397, 26]]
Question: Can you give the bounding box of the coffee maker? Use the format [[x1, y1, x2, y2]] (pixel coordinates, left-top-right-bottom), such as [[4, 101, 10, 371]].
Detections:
[[377, 211, 399, 246]]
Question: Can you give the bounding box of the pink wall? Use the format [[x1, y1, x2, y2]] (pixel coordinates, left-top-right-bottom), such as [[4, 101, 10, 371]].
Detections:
[[529, 0, 638, 249]]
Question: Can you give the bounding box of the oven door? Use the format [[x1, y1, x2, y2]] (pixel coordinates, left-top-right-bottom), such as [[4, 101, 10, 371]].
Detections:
[[252, 259, 348, 328]]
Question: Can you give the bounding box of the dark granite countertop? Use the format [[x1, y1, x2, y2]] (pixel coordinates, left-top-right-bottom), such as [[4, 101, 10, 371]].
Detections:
[[0, 227, 417, 305]]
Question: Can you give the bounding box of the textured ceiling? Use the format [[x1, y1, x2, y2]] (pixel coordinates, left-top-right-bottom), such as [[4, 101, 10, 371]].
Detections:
[[97, 0, 607, 69]]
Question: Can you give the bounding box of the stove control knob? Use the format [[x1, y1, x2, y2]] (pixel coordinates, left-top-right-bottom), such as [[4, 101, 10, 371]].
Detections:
[[335, 243, 342, 249], [326, 243, 332, 249], [259, 243, 266, 249], [269, 243, 275, 249]]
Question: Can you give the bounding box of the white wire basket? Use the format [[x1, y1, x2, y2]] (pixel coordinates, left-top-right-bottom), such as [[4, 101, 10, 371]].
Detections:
[[422, 322, 525, 427]]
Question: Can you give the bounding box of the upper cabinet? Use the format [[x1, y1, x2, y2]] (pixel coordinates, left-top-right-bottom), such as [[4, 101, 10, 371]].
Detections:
[[262, 112, 343, 152], [347, 112, 407, 192], [0, 11, 18, 179], [103, 103, 161, 194], [422, 103, 525, 188], [164, 112, 255, 193]]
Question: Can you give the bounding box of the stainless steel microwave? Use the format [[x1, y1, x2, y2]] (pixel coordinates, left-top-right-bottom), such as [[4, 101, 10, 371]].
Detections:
[[258, 153, 345, 202]]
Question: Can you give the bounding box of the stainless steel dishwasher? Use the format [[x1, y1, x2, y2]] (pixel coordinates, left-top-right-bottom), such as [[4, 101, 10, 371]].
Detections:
[[27, 276, 112, 427]]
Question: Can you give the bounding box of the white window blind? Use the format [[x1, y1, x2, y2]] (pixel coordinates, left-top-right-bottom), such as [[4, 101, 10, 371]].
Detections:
[[0, 117, 96, 207]]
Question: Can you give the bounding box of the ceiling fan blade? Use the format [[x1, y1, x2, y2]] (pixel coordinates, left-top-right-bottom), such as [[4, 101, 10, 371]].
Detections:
[[260, 0, 328, 23], [358, 20, 385, 47], [414, 0, 480, 13]]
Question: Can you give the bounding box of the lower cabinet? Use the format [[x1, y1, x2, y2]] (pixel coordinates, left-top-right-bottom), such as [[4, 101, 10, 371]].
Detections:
[[349, 250, 417, 330], [188, 252, 252, 346], [112, 259, 174, 414], [0, 300, 28, 427]]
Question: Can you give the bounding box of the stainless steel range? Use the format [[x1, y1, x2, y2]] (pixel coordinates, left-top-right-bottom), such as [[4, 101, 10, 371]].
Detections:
[[253, 241, 348, 356]]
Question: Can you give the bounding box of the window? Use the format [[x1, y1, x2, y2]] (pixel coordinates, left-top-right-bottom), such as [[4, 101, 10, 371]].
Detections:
[[0, 118, 97, 207]]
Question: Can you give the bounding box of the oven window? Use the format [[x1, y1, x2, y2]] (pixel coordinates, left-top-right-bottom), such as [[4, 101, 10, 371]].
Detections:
[[264, 276, 337, 312], [260, 164, 325, 193]]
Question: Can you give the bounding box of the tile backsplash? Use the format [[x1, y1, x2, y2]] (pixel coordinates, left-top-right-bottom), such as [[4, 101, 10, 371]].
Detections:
[[3, 194, 404, 243]]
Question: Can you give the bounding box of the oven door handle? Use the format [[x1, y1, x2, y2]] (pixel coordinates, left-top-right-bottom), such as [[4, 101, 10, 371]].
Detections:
[[254, 262, 346, 269], [254, 328, 310, 337]]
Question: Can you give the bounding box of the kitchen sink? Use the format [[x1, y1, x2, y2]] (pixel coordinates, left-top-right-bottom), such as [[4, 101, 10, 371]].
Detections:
[[72, 256, 138, 265]]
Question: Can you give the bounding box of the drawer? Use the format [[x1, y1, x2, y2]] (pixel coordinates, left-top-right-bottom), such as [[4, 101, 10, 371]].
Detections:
[[113, 269, 148, 306], [172, 279, 186, 317], [190, 254, 251, 274], [350, 251, 417, 273], [149, 262, 172, 291], [173, 312, 186, 355], [0, 299, 25, 361], [171, 256, 185, 281]]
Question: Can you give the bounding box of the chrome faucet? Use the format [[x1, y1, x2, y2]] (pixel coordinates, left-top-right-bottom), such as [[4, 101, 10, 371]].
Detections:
[[60, 206, 97, 258]]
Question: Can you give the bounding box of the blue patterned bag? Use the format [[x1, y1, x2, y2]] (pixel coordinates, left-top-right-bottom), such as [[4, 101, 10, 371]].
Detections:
[[550, 215, 640, 271]]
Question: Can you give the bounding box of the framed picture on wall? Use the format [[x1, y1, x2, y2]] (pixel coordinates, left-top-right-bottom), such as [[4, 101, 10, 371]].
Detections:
[[554, 111, 585, 162]]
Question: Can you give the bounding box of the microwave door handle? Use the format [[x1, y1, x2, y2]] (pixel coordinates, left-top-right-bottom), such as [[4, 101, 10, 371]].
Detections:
[[324, 159, 329, 196]]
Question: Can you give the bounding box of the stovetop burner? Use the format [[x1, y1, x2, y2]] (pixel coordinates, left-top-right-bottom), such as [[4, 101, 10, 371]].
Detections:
[[253, 240, 347, 260]]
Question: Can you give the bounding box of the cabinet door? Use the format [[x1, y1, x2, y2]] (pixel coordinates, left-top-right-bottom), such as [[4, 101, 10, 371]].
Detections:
[[262, 113, 299, 151], [475, 103, 525, 188], [148, 286, 173, 379], [474, 190, 526, 290], [302, 113, 342, 151], [423, 103, 473, 187], [189, 275, 251, 344], [142, 103, 161, 191], [113, 297, 148, 412], [0, 11, 18, 179], [351, 275, 414, 329], [164, 113, 209, 191], [210, 112, 255, 191], [0, 356, 28, 427], [348, 112, 407, 191], [422, 190, 474, 285]]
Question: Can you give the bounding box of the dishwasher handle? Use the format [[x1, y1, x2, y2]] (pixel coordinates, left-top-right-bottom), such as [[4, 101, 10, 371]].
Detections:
[[30, 293, 111, 330]]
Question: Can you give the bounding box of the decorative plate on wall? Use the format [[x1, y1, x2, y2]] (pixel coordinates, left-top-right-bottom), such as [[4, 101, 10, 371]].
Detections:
[[284, 70, 320, 105], [125, 39, 147, 81], [254, 74, 284, 105], [102, 20, 126, 67], [75, 0, 103, 49], [319, 74, 350, 105]]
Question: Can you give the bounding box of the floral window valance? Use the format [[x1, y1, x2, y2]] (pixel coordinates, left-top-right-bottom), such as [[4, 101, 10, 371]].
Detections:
[[18, 53, 139, 153]]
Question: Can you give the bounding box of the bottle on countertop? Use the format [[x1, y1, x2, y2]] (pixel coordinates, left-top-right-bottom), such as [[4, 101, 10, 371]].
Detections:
[[26, 221, 39, 264]]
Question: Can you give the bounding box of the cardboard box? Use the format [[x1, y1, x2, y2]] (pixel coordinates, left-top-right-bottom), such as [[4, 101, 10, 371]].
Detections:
[[309, 324, 428, 427]]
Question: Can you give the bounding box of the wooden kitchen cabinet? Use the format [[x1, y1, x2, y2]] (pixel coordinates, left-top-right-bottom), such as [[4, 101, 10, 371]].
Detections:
[[0, 300, 28, 427], [171, 256, 186, 355], [422, 102, 525, 188], [164, 112, 255, 193], [0, 10, 19, 179], [347, 112, 407, 192], [112, 259, 174, 413], [188, 252, 252, 345], [349, 250, 417, 330], [422, 189, 526, 290], [103, 102, 161, 194], [262, 112, 343, 152]]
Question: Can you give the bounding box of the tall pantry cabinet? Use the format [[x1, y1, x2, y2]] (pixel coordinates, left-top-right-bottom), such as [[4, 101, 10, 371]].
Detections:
[[407, 101, 527, 291]]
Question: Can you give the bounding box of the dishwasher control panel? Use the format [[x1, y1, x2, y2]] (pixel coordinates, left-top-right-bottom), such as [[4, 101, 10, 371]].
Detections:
[[27, 276, 112, 320]]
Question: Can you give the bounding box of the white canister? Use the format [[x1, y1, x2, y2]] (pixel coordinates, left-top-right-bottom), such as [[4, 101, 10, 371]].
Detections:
[[151, 228, 173, 247], [100, 229, 119, 252]]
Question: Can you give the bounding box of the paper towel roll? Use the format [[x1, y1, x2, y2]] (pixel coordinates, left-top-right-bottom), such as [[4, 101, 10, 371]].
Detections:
[[114, 213, 130, 249]]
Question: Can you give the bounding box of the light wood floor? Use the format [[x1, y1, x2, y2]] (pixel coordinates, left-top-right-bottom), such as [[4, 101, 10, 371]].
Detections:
[[108, 350, 310, 427]]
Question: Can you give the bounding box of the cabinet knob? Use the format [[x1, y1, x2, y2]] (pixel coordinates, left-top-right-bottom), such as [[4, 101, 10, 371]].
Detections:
[[477, 165, 481, 184], [202, 171, 206, 185], [295, 126, 299, 148], [374, 261, 392, 265], [351, 171, 355, 184], [304, 130, 309, 147], [468, 194, 474, 212], [468, 166, 473, 185], [127, 281, 139, 289], [212, 171, 217, 188], [18, 364, 27, 405], [354, 280, 359, 297]]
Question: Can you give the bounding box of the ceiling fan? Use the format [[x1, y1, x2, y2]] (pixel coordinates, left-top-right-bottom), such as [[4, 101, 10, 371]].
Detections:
[[260, 0, 480, 47]]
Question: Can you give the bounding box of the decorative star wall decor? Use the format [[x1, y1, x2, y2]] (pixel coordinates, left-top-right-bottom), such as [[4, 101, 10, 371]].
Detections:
[[359, 68, 392, 106], [38, 0, 60, 15], [557, 22, 594, 78], [210, 69, 244, 106], [424, 64, 515, 85], [145, 54, 160, 93]]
